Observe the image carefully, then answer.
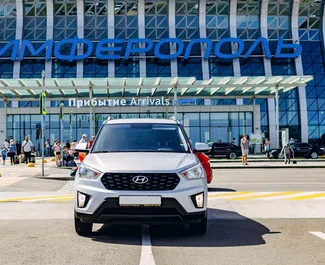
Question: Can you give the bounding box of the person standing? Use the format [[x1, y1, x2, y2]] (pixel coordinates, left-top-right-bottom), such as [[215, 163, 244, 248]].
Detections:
[[264, 138, 270, 156], [3, 139, 9, 149], [289, 138, 295, 144], [280, 143, 294, 164], [231, 137, 236, 145], [45, 139, 50, 157], [8, 139, 17, 165], [240, 134, 250, 165], [66, 140, 71, 149], [21, 136, 34, 164], [52, 141, 62, 167], [1, 147, 8, 165], [79, 134, 87, 144], [88, 136, 95, 148]]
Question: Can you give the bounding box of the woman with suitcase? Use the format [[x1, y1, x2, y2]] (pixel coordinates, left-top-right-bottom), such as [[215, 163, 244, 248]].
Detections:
[[7, 139, 17, 165]]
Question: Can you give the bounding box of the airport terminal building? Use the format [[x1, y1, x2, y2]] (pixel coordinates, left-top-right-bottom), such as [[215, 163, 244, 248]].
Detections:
[[0, 0, 324, 150]]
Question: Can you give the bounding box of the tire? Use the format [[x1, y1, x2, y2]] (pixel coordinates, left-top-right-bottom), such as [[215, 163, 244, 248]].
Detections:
[[189, 215, 207, 235], [228, 152, 237, 160], [310, 152, 318, 159], [75, 216, 92, 236]]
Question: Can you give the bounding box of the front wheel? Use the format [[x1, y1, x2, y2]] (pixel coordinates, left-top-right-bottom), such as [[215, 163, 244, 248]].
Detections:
[[75, 216, 93, 236], [228, 152, 237, 160], [189, 215, 207, 235], [310, 152, 318, 159]]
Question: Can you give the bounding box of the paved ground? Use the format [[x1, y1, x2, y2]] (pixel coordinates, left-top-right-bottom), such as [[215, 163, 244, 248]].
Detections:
[[1, 165, 325, 265]]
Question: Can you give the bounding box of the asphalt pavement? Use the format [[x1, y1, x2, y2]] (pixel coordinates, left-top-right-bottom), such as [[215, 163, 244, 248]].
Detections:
[[1, 164, 325, 265]]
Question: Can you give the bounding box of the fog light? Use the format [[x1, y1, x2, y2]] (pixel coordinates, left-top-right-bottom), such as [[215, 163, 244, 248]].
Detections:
[[77, 192, 89, 208], [195, 193, 204, 208], [191, 192, 204, 208]]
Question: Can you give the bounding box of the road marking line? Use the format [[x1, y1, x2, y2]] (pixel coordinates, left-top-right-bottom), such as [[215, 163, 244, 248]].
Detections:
[[288, 192, 325, 200], [208, 192, 252, 199], [310, 232, 325, 241], [0, 194, 74, 202], [229, 191, 301, 201], [140, 225, 156, 265]]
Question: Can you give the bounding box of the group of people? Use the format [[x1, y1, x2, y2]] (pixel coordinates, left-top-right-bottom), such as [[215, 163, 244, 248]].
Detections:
[[52, 134, 95, 167], [2, 136, 35, 165], [239, 135, 296, 165]]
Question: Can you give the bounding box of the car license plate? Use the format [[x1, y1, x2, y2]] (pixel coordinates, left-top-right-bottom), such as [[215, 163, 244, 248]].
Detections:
[[119, 196, 161, 207]]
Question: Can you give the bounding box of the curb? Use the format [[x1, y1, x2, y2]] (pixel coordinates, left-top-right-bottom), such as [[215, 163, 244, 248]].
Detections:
[[35, 176, 75, 181]]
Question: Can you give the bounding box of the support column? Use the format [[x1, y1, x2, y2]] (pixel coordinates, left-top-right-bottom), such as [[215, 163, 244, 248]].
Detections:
[[45, 0, 54, 78], [291, 0, 308, 142], [229, 0, 242, 105], [199, 0, 209, 80], [261, 0, 276, 148], [13, 0, 23, 78], [138, 0, 146, 77], [275, 86, 279, 148], [77, 0, 84, 78], [169, 0, 177, 77], [107, 0, 115, 77], [89, 86, 94, 137]]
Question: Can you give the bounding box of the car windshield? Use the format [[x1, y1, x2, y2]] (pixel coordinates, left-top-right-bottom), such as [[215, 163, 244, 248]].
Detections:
[[92, 123, 190, 153]]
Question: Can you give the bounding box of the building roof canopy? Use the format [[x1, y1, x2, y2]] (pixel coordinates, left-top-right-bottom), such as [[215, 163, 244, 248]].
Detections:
[[0, 76, 313, 99]]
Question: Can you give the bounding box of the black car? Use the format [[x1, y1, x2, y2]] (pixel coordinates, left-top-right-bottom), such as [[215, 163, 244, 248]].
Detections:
[[269, 142, 325, 159], [208, 142, 242, 159]]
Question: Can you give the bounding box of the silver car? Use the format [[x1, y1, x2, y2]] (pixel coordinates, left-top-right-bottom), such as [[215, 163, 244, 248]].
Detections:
[[74, 118, 209, 236]]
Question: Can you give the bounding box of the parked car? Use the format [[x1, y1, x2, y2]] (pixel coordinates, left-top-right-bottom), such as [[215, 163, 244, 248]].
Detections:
[[74, 118, 210, 236], [269, 142, 325, 159], [195, 152, 213, 184], [208, 142, 242, 159]]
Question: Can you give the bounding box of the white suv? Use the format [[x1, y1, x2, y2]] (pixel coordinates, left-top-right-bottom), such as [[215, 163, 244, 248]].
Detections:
[[74, 118, 209, 236]]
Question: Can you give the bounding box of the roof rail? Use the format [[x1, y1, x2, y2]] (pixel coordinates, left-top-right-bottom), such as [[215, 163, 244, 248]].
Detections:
[[170, 116, 176, 121], [107, 116, 113, 121]]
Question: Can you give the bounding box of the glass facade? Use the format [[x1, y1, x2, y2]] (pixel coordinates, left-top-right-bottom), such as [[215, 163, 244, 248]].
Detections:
[[0, 0, 325, 145], [7, 112, 253, 150]]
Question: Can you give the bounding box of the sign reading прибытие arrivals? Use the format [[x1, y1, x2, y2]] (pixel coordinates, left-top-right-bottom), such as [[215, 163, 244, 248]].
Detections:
[[69, 97, 171, 108], [0, 37, 302, 62]]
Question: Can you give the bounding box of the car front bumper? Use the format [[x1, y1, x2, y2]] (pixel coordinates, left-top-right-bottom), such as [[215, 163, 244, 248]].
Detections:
[[75, 198, 207, 225]]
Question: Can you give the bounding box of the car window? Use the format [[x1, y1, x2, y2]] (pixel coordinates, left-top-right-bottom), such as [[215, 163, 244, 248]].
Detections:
[[299, 143, 312, 148], [92, 123, 190, 153]]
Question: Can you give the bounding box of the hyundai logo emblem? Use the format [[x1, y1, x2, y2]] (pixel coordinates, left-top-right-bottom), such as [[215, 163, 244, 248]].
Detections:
[[132, 176, 149, 184]]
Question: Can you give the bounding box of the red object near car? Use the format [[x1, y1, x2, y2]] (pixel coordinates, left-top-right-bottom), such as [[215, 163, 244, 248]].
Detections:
[[196, 152, 213, 184]]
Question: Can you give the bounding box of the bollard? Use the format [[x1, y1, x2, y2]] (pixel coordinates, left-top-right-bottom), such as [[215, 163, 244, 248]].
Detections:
[[42, 159, 47, 163], [50, 158, 56, 162], [27, 163, 35, 167]]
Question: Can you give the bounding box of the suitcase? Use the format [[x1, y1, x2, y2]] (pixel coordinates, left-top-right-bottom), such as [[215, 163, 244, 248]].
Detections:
[[292, 160, 297, 164], [14, 155, 19, 164], [30, 153, 36, 163]]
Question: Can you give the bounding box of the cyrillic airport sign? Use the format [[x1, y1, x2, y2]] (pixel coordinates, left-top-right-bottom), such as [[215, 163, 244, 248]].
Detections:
[[0, 37, 302, 62]]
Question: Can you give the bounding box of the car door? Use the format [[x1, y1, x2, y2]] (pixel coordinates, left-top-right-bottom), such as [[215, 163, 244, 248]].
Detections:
[[294, 143, 312, 157]]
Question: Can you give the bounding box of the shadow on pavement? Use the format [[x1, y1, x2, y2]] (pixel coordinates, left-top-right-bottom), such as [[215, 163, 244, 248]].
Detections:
[[208, 187, 236, 192], [90, 208, 278, 247]]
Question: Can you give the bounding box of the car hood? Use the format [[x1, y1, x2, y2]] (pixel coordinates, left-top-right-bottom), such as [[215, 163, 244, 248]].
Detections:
[[82, 152, 198, 173]]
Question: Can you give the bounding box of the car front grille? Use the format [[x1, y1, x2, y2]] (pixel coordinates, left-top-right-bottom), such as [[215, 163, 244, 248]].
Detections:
[[101, 173, 180, 191]]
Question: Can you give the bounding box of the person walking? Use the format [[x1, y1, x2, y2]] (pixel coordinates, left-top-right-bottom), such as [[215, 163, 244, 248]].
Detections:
[[7, 139, 17, 165], [21, 136, 34, 164], [280, 143, 294, 164], [240, 134, 250, 165], [79, 134, 87, 144], [3, 139, 9, 149], [52, 141, 62, 167]]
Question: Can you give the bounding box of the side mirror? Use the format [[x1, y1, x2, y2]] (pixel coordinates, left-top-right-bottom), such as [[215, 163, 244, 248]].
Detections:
[[194, 142, 211, 153], [75, 143, 89, 154]]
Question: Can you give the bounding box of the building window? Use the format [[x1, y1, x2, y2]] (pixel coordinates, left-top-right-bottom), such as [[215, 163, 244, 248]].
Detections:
[[206, 0, 229, 40], [114, 0, 138, 39], [0, 0, 16, 40], [84, 0, 108, 40], [54, 0, 77, 40]]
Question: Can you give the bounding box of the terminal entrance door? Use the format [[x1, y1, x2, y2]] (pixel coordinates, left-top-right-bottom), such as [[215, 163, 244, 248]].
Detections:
[[211, 126, 229, 143]]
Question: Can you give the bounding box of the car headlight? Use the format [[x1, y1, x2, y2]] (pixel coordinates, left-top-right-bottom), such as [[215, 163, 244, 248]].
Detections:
[[78, 164, 101, 179], [181, 164, 204, 180]]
